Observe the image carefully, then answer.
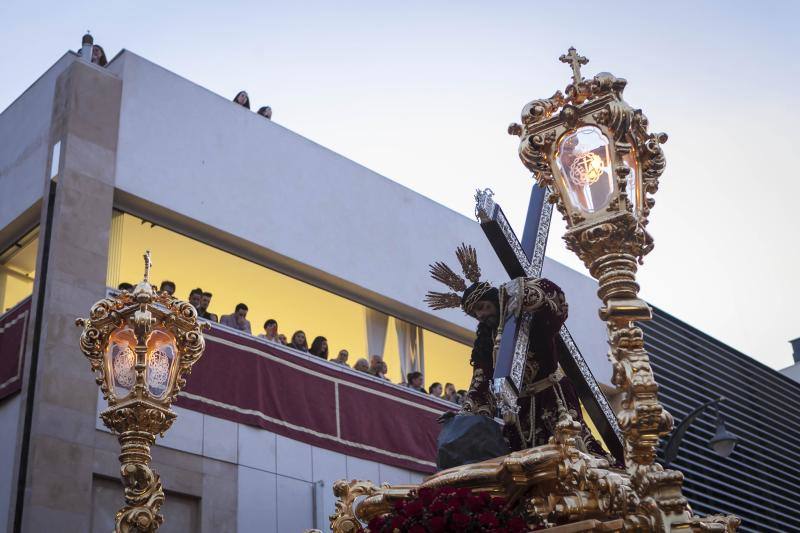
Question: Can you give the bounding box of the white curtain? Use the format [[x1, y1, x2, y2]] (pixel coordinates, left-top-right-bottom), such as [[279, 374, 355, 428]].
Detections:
[[365, 308, 389, 359], [396, 319, 424, 384]]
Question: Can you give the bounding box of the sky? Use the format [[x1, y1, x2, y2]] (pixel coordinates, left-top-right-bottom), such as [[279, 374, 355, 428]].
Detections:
[[1, 1, 798, 370]]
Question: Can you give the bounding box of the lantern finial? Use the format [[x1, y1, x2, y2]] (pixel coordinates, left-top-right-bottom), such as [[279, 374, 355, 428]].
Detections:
[[143, 250, 152, 284]]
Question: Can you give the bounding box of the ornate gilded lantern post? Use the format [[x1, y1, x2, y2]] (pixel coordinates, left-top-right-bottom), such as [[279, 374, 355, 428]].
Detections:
[[509, 47, 687, 527], [76, 252, 205, 532]]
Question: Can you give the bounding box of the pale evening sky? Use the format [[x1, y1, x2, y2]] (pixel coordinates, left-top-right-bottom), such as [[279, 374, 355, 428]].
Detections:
[[1, 1, 798, 370]]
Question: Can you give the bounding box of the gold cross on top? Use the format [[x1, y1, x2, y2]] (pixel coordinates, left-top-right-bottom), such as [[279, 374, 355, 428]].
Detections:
[[559, 47, 589, 86]]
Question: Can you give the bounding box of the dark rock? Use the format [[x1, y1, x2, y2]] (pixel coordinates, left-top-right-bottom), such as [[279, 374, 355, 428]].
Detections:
[[436, 414, 510, 471]]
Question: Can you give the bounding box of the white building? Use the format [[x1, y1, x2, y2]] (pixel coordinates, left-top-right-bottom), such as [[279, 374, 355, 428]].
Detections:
[[0, 46, 614, 532]]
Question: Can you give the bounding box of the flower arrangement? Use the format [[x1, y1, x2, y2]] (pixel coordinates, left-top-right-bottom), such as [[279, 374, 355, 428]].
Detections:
[[367, 486, 530, 532]]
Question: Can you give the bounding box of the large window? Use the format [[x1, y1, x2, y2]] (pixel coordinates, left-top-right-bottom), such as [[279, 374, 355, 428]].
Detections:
[[0, 227, 38, 313], [107, 212, 473, 390]]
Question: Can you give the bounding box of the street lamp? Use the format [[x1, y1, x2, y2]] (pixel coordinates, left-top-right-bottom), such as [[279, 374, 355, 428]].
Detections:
[[664, 398, 739, 467], [510, 47, 686, 524], [76, 251, 205, 532]]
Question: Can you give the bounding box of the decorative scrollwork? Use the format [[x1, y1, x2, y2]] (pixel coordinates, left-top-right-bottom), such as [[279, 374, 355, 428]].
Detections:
[[330, 480, 384, 533]]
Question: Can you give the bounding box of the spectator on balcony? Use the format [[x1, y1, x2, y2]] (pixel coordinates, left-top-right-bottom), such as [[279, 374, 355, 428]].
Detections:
[[117, 282, 134, 291], [443, 383, 460, 403], [198, 291, 218, 322], [309, 336, 329, 360], [233, 90, 251, 109], [375, 360, 389, 380], [277, 333, 288, 345], [405, 371, 425, 393], [289, 330, 309, 352], [457, 389, 467, 405], [368, 354, 383, 377], [259, 319, 280, 342], [159, 280, 176, 296], [188, 288, 204, 312], [332, 349, 349, 366], [428, 382, 443, 398], [354, 358, 370, 373], [257, 106, 272, 119], [221, 303, 252, 333]]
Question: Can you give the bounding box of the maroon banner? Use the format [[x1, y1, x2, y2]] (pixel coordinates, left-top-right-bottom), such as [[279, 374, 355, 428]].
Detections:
[[0, 297, 30, 401], [178, 324, 456, 473]]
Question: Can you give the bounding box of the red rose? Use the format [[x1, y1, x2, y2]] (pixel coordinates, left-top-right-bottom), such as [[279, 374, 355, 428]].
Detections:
[[394, 499, 406, 511], [428, 516, 446, 532], [405, 500, 425, 517], [429, 499, 447, 514], [419, 488, 436, 506], [439, 486, 457, 495], [367, 516, 386, 532], [390, 516, 405, 529], [451, 512, 471, 527], [478, 511, 499, 527], [408, 525, 426, 533], [466, 495, 485, 513]]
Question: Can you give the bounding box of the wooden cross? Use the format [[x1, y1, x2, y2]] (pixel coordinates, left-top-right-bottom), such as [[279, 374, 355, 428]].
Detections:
[[559, 47, 589, 86], [475, 186, 624, 462]]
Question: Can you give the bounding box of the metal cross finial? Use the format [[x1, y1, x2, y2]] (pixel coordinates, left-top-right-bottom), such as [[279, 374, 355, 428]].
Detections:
[[559, 47, 589, 86], [143, 250, 152, 283]]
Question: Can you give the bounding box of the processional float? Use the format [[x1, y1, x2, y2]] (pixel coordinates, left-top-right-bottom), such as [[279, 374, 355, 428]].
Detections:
[[330, 50, 740, 532]]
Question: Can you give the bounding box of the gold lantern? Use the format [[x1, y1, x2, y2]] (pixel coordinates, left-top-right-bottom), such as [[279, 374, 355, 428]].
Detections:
[[76, 252, 205, 532], [510, 46, 684, 525]]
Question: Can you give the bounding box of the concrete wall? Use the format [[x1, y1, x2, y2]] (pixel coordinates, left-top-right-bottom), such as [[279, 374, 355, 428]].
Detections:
[[0, 53, 75, 234], [0, 395, 21, 533]]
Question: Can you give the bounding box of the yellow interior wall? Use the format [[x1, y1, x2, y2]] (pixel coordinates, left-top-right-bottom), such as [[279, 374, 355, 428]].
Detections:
[[109, 213, 471, 390], [0, 271, 34, 313]]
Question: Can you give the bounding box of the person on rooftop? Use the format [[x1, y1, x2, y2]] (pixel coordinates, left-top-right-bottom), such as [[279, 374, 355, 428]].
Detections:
[[220, 303, 251, 333], [289, 330, 309, 352], [257, 106, 272, 119], [428, 382, 443, 398], [309, 336, 329, 360], [91, 45, 108, 66], [353, 358, 370, 373], [233, 91, 250, 109]]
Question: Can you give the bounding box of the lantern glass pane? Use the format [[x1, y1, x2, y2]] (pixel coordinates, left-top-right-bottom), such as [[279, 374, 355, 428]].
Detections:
[[145, 328, 177, 399], [622, 148, 641, 215], [107, 326, 137, 396], [556, 126, 614, 213]]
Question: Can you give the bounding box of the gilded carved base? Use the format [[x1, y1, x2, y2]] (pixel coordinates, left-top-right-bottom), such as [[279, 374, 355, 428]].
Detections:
[[330, 409, 739, 532], [101, 401, 175, 533]]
